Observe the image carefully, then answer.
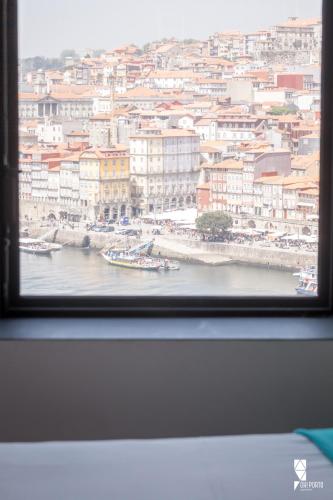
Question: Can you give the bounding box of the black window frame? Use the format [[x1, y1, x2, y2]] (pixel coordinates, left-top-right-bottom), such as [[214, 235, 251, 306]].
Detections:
[[1, 0, 332, 318]]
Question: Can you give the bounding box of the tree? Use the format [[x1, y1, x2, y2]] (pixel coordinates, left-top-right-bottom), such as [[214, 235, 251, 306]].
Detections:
[[182, 38, 199, 45], [60, 49, 79, 62], [21, 56, 62, 72], [92, 49, 105, 58], [196, 211, 233, 236], [270, 106, 296, 116]]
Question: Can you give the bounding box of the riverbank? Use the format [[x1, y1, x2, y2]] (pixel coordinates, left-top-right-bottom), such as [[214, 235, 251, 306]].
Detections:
[[20, 247, 298, 297], [28, 226, 316, 271], [153, 236, 316, 270]]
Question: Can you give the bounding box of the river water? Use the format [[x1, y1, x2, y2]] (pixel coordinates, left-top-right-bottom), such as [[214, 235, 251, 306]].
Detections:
[[20, 247, 298, 296]]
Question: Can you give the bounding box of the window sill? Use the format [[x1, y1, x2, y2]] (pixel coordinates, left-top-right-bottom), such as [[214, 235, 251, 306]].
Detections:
[[0, 317, 333, 340]]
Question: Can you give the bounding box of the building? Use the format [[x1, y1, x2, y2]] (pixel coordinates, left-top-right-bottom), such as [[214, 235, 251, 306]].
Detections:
[[206, 159, 244, 214], [19, 92, 94, 120], [129, 129, 200, 215], [276, 73, 314, 91], [18, 159, 32, 201], [79, 147, 130, 221], [254, 175, 319, 234], [196, 183, 210, 213], [298, 133, 320, 155], [37, 120, 64, 144], [47, 164, 60, 203], [59, 155, 81, 217], [99, 147, 131, 220], [273, 17, 322, 64]]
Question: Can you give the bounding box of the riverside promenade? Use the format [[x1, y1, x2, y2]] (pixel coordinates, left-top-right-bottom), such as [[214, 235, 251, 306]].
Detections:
[[27, 224, 316, 270], [153, 235, 316, 270]]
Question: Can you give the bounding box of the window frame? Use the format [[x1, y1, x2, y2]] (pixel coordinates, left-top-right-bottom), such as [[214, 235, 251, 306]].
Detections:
[[1, 0, 333, 318]]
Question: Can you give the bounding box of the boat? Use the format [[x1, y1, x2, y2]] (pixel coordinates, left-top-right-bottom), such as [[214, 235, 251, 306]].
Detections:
[[296, 278, 318, 297], [102, 250, 161, 271], [47, 242, 63, 251], [159, 259, 180, 271], [126, 240, 154, 256], [19, 227, 29, 238], [293, 265, 317, 281], [19, 238, 53, 255], [39, 229, 63, 251]]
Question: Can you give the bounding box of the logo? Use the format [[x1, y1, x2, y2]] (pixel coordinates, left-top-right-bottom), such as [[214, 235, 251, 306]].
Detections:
[[294, 459, 306, 490], [293, 459, 324, 492]]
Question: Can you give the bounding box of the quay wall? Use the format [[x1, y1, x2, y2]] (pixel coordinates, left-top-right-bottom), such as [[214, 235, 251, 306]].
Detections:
[[29, 227, 316, 269], [164, 238, 316, 269], [28, 227, 134, 250]]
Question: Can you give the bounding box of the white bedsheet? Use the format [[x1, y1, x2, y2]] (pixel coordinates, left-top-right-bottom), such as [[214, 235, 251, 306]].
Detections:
[[0, 433, 332, 499]]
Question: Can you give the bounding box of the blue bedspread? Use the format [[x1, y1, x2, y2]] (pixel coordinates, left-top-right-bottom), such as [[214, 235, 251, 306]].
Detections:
[[295, 428, 333, 463]]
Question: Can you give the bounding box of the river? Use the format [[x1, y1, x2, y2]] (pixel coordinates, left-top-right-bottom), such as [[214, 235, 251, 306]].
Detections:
[[20, 247, 298, 296]]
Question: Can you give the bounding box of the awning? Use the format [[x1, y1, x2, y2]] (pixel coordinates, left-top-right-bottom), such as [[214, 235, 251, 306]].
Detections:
[[307, 214, 319, 221], [298, 235, 318, 243], [297, 202, 315, 207], [268, 231, 286, 238], [281, 234, 299, 241], [229, 228, 261, 235], [154, 208, 198, 223]]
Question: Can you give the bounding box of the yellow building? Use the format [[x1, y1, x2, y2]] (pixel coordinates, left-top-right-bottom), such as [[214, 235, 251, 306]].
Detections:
[[79, 146, 130, 221], [99, 146, 130, 220]]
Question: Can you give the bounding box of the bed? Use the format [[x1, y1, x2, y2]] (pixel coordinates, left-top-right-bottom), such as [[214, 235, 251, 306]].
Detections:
[[0, 432, 332, 499]]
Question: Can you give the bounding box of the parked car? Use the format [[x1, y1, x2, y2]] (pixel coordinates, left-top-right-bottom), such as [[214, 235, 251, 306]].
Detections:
[[125, 229, 141, 236], [207, 235, 225, 242], [89, 224, 114, 232], [115, 228, 139, 236], [120, 216, 130, 225], [91, 225, 104, 232]]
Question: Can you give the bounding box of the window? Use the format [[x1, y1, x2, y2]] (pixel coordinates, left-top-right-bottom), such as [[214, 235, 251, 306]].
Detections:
[[1, 0, 332, 316]]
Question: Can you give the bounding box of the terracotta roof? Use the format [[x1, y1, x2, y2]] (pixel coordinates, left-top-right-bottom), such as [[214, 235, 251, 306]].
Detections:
[[208, 159, 243, 170], [149, 71, 196, 79], [200, 145, 220, 153], [130, 129, 198, 139], [80, 146, 128, 159], [277, 17, 321, 29], [121, 87, 161, 98], [66, 131, 89, 137]]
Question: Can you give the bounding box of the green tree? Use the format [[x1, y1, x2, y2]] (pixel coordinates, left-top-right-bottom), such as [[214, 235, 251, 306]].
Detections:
[[270, 106, 296, 116], [92, 49, 105, 57], [21, 56, 62, 72], [60, 49, 79, 62], [196, 211, 233, 236], [182, 38, 198, 45]]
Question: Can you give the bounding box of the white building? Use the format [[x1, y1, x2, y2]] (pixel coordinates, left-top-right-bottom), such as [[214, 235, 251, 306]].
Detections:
[[129, 129, 200, 215], [37, 121, 64, 144], [79, 150, 101, 218], [59, 155, 80, 210], [47, 166, 60, 203], [18, 160, 32, 201], [31, 160, 49, 201], [208, 159, 244, 214], [19, 93, 94, 120]]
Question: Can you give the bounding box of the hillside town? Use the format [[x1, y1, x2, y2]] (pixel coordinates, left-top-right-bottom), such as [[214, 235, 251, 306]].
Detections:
[[19, 16, 321, 244]]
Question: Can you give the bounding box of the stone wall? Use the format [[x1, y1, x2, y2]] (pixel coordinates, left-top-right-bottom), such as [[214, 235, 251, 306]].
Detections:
[[175, 238, 316, 269]]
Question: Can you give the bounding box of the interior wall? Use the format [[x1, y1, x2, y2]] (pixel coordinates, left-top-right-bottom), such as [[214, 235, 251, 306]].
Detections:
[[0, 339, 332, 442]]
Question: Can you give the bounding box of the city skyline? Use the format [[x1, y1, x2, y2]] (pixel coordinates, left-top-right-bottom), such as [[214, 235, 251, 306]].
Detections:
[[19, 0, 322, 58]]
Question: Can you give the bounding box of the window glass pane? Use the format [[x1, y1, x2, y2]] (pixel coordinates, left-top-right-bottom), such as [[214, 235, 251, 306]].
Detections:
[[18, 0, 321, 297]]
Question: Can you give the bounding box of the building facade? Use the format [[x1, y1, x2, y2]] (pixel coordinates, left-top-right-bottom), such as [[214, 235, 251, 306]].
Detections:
[[130, 129, 200, 215]]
